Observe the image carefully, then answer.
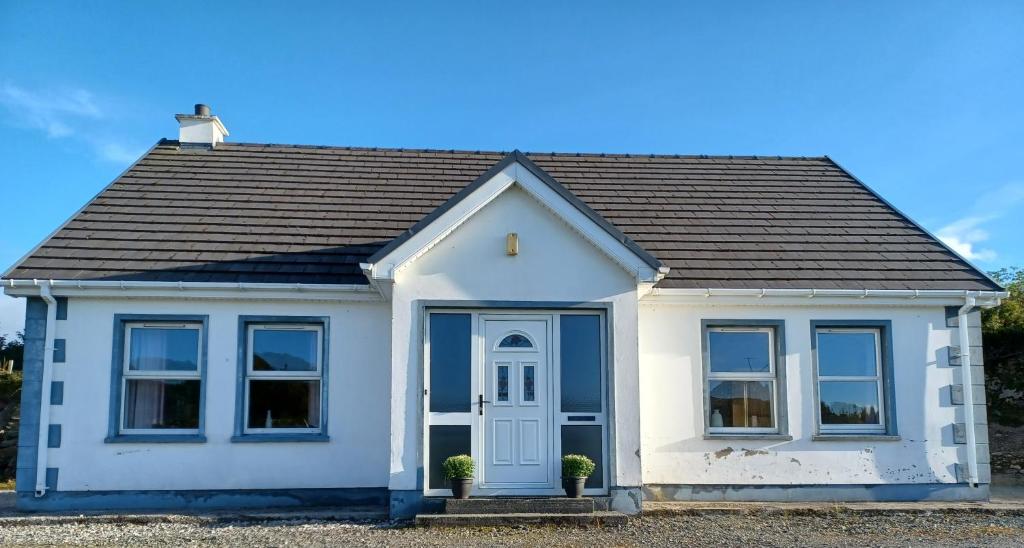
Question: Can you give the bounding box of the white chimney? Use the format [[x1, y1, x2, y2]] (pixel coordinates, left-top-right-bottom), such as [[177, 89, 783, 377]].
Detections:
[[175, 103, 229, 146]]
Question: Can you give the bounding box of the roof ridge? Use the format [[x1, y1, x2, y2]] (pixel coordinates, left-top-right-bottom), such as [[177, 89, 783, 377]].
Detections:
[[163, 140, 828, 161]]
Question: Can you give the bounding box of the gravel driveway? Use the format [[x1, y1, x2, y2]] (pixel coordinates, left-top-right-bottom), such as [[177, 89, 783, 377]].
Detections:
[[1, 510, 1023, 547]]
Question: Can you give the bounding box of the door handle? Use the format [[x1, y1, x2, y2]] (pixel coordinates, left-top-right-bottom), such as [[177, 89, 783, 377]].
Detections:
[[478, 394, 491, 416]]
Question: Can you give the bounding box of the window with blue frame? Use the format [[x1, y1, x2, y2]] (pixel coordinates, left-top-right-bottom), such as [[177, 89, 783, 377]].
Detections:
[[244, 324, 324, 433], [815, 328, 886, 433], [114, 320, 205, 438], [706, 327, 777, 432]]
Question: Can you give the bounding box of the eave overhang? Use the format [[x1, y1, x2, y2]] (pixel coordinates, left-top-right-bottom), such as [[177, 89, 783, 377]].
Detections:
[[644, 287, 1008, 307]]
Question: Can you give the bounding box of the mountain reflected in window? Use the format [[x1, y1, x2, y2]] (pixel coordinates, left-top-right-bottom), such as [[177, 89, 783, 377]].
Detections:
[[253, 330, 317, 371]]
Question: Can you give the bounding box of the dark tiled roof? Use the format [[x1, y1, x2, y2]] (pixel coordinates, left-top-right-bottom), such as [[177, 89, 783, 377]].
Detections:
[[4, 140, 999, 290]]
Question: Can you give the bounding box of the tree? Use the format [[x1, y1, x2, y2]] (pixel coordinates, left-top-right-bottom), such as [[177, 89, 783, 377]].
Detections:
[[0, 332, 23, 372], [983, 267, 1024, 425]]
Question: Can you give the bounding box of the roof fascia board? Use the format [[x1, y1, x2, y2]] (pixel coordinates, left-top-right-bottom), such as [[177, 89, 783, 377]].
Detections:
[[645, 287, 1007, 308], [824, 156, 1004, 291], [363, 152, 665, 283], [3, 279, 381, 302]]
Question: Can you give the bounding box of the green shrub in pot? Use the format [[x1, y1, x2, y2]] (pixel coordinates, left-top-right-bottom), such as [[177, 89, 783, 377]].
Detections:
[[442, 454, 474, 479], [561, 454, 596, 498], [442, 454, 474, 499], [562, 454, 596, 478]]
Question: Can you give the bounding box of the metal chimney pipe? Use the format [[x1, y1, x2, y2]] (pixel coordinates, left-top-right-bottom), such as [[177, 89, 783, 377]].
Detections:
[[194, 104, 211, 117]]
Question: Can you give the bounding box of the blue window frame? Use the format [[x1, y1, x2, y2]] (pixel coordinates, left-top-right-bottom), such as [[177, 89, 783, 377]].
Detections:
[[233, 316, 330, 442], [700, 319, 789, 438], [105, 314, 209, 443], [810, 320, 897, 437]]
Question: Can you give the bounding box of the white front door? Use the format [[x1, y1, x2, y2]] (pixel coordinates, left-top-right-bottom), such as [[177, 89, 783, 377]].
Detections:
[[481, 317, 553, 490]]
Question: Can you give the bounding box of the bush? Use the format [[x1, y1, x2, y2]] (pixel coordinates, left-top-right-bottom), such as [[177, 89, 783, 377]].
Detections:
[[442, 454, 474, 479], [562, 454, 596, 478], [984, 267, 1024, 426], [0, 372, 22, 402]]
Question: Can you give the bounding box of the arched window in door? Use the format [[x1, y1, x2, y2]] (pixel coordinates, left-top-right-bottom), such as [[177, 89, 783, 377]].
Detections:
[[496, 331, 535, 350]]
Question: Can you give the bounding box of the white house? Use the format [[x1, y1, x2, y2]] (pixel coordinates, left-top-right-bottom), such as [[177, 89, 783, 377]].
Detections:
[[3, 105, 1007, 517]]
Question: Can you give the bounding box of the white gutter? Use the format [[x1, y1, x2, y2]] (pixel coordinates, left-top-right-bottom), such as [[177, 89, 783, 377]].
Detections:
[[4, 279, 374, 292], [958, 293, 980, 486], [35, 282, 56, 497], [3, 279, 381, 301], [646, 287, 1007, 305]]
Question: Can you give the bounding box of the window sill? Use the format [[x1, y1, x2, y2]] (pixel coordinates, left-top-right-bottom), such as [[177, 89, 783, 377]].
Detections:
[[231, 434, 330, 443], [812, 434, 900, 442], [105, 434, 206, 444], [704, 434, 793, 441]]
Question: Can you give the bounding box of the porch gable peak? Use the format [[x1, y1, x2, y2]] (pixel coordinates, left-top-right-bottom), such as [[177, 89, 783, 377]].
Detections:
[[360, 152, 667, 288]]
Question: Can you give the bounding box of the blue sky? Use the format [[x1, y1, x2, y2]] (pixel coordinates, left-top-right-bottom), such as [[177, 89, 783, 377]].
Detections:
[[1, 1, 1023, 335]]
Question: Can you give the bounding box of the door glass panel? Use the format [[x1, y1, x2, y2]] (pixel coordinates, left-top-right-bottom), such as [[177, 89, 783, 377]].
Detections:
[[560, 315, 602, 412], [523, 365, 535, 402], [429, 425, 471, 490], [561, 425, 603, 489], [497, 365, 509, 402], [498, 334, 533, 348], [429, 314, 471, 413]]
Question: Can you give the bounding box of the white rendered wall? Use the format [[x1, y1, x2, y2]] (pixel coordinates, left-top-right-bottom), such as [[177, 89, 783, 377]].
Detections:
[[47, 297, 391, 491], [388, 185, 643, 491], [639, 301, 980, 486]]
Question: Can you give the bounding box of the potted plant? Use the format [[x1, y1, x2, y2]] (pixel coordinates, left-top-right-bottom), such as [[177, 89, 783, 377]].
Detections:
[[561, 454, 596, 498], [442, 454, 474, 499]]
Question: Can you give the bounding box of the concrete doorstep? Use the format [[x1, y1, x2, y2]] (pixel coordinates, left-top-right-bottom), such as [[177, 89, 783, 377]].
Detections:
[[415, 497, 628, 527], [416, 511, 627, 527], [443, 497, 596, 514]]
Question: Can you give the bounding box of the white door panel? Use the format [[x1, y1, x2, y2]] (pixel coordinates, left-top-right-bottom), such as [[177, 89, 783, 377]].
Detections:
[[482, 318, 552, 488], [519, 419, 541, 464], [492, 419, 514, 465]]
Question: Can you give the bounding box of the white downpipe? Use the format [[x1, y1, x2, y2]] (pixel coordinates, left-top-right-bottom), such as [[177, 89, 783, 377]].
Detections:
[[958, 293, 979, 486], [35, 282, 56, 496]]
